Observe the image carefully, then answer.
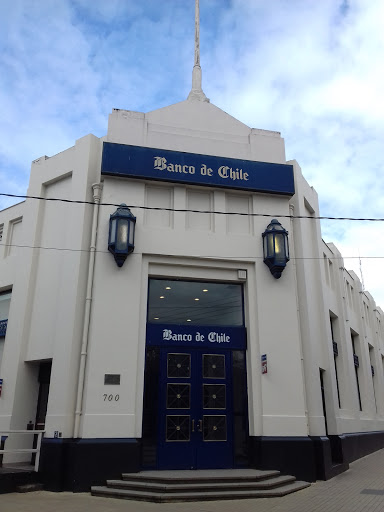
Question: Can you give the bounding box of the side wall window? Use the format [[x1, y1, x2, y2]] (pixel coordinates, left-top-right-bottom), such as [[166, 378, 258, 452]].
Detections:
[[0, 290, 12, 370], [0, 290, 11, 336]]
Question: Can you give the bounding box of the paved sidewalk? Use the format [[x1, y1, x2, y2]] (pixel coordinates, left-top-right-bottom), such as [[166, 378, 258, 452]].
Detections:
[[2, 449, 384, 512]]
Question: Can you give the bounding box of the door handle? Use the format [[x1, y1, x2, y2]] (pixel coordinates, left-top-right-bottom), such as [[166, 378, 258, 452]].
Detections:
[[191, 419, 195, 432], [197, 419, 202, 432]]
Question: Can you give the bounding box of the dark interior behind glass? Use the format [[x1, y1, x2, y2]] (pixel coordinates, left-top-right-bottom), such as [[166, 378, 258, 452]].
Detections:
[[147, 279, 244, 326]]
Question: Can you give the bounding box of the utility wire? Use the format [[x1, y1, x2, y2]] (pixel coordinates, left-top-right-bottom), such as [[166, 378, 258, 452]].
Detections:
[[1, 192, 383, 222], [1, 242, 384, 260]]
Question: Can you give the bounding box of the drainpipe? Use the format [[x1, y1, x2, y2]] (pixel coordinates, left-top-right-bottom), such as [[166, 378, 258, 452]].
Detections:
[[73, 183, 103, 439]]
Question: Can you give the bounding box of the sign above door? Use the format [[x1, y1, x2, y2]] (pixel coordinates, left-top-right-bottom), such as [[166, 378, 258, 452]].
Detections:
[[146, 324, 246, 350]]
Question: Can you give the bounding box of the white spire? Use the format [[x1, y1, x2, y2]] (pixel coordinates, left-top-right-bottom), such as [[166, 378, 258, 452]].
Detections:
[[188, 0, 209, 102]]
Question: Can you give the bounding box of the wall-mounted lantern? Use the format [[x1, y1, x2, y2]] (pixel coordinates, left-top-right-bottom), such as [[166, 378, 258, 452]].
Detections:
[[108, 204, 136, 267], [262, 219, 290, 279]]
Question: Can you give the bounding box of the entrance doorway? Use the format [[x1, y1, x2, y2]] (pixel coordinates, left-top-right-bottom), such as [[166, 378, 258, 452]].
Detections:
[[142, 278, 248, 470], [31, 361, 51, 464], [35, 362, 52, 431], [157, 348, 233, 469]]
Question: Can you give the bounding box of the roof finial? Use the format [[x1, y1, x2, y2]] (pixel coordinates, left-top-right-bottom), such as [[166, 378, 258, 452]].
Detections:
[[187, 0, 209, 102]]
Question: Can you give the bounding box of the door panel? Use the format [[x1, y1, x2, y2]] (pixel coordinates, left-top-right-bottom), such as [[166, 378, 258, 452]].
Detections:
[[157, 348, 233, 469], [158, 350, 194, 468], [196, 351, 233, 469]]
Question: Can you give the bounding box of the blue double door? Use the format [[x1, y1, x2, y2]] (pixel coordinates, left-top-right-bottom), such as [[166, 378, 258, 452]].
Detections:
[[157, 348, 234, 470]]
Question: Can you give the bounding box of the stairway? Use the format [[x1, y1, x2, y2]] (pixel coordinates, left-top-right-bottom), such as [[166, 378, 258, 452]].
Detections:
[[91, 469, 311, 502], [0, 465, 41, 494]]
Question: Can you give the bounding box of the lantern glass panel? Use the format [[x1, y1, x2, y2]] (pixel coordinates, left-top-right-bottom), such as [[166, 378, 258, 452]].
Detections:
[[128, 221, 134, 245], [265, 233, 275, 258], [109, 218, 117, 245], [116, 219, 129, 251], [274, 233, 285, 259]]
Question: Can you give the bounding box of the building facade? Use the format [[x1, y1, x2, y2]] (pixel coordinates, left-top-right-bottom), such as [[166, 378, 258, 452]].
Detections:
[[1, 97, 384, 491]]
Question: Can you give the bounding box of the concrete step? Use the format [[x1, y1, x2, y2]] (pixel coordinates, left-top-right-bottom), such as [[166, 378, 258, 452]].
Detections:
[[107, 474, 296, 492], [16, 483, 44, 493], [0, 469, 39, 494], [121, 468, 281, 483], [91, 481, 311, 502], [91, 468, 311, 503]]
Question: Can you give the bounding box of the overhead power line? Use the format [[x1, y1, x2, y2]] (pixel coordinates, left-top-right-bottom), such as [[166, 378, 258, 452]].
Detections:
[[1, 242, 384, 260], [1, 192, 384, 222]]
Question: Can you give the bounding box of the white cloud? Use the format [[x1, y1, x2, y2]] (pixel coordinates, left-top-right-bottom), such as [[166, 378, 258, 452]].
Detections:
[[0, 0, 383, 305]]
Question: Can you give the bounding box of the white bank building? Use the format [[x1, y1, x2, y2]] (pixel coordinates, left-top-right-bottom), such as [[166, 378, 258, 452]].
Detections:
[[1, 62, 384, 492]]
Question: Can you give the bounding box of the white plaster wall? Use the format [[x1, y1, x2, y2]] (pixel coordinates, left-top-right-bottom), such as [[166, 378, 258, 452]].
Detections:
[[322, 243, 354, 428], [107, 102, 287, 164], [0, 134, 102, 440], [83, 185, 307, 437], [0, 202, 25, 289], [321, 239, 384, 435], [81, 99, 306, 439], [26, 175, 72, 360], [290, 161, 335, 436], [3, 97, 384, 450]]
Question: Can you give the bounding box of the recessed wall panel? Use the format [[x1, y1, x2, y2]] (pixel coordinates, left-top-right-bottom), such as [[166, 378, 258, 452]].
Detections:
[[186, 190, 212, 231], [226, 194, 251, 235], [5, 218, 23, 257], [145, 185, 173, 228]]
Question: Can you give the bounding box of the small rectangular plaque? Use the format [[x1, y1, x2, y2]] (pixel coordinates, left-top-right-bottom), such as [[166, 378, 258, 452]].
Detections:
[[261, 354, 267, 374], [104, 374, 121, 385]]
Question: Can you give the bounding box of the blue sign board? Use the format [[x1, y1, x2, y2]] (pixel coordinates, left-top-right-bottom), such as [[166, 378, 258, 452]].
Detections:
[[146, 324, 247, 350], [101, 143, 295, 196]]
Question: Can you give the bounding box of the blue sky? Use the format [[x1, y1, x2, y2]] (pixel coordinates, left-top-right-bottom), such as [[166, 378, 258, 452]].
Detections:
[[1, 0, 384, 305]]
